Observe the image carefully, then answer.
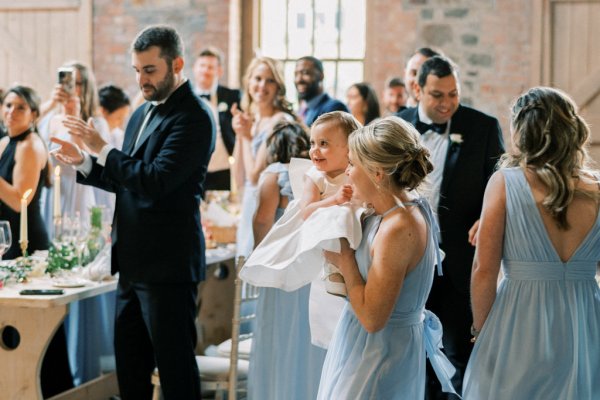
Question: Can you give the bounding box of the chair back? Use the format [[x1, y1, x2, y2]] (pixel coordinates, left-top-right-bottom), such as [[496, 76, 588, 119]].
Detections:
[[227, 255, 258, 399]]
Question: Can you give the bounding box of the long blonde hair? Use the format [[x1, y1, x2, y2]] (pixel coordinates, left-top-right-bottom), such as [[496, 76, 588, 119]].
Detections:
[[501, 86, 599, 229], [63, 61, 100, 121], [240, 57, 294, 117]]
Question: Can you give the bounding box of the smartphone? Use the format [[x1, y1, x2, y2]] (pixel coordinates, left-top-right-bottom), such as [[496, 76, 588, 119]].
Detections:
[[57, 67, 75, 95], [19, 289, 64, 295]]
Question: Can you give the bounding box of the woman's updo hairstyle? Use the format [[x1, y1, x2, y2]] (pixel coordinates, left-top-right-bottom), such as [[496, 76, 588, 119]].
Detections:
[[349, 116, 433, 192]]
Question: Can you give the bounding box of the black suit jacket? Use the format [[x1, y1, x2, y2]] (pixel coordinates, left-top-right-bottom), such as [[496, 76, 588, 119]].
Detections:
[[305, 93, 348, 127], [398, 105, 504, 293], [79, 81, 215, 284], [216, 85, 241, 156]]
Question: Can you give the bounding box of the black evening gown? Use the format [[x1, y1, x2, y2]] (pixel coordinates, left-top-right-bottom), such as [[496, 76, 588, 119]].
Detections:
[[0, 129, 74, 398]]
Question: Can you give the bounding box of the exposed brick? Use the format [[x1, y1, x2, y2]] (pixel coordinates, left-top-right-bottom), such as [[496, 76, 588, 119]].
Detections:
[[422, 24, 454, 47], [444, 8, 469, 18], [421, 9, 434, 19]]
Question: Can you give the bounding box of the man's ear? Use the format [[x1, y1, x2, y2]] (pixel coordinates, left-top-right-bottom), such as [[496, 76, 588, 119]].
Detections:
[[173, 56, 185, 74], [414, 83, 422, 102]]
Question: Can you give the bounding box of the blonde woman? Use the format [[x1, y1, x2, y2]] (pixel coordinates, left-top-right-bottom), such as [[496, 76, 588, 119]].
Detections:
[[231, 56, 296, 256], [318, 116, 457, 399], [464, 87, 600, 399]]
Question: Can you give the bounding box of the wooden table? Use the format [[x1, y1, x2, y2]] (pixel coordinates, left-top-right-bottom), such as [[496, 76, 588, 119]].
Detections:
[[0, 246, 236, 400], [0, 278, 118, 400]]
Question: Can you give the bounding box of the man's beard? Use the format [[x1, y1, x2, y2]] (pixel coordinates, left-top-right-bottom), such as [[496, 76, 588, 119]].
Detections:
[[297, 81, 320, 101], [142, 67, 176, 101]]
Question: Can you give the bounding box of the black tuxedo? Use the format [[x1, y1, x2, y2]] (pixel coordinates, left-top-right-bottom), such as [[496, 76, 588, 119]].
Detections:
[[203, 85, 240, 191], [398, 105, 504, 397], [216, 85, 241, 156], [79, 80, 215, 399]]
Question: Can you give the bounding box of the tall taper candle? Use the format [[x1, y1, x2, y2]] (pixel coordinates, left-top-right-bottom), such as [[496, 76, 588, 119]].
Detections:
[[20, 189, 32, 254], [53, 166, 61, 218]]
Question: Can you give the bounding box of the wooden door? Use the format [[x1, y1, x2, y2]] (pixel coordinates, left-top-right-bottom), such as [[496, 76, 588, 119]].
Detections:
[[0, 0, 91, 100], [534, 0, 600, 163]]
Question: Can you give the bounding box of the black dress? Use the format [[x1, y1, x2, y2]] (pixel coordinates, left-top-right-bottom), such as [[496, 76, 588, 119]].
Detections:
[[0, 128, 74, 398], [0, 129, 49, 258]]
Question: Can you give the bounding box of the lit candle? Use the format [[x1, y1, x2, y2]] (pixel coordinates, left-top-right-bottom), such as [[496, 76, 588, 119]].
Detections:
[[228, 156, 237, 195], [53, 166, 61, 218], [20, 189, 32, 248]]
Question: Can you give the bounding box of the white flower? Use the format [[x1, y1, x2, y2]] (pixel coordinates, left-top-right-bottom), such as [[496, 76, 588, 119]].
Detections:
[[218, 102, 229, 112], [450, 133, 463, 144]]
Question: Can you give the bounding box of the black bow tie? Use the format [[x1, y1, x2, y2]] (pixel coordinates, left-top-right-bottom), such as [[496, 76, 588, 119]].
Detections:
[[415, 120, 447, 135], [199, 93, 211, 101]]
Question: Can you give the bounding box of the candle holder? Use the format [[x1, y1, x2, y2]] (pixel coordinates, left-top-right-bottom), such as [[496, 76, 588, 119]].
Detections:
[[19, 239, 28, 257]]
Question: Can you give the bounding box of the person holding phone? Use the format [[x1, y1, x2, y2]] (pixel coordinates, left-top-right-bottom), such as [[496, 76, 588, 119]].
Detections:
[[42, 62, 114, 386]]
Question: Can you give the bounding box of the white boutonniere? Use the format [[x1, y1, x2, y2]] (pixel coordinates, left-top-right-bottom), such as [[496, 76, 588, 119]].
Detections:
[[449, 133, 463, 145], [218, 102, 229, 112]]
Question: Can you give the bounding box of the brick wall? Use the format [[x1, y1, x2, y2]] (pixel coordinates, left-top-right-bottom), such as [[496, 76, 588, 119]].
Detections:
[[93, 0, 232, 105], [366, 0, 534, 139], [93, 0, 533, 138]]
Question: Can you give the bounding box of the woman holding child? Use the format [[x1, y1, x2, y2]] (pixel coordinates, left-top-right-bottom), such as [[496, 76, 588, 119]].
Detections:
[[318, 116, 457, 399]]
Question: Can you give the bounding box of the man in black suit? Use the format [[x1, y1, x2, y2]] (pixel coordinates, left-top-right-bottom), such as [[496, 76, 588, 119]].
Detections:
[[294, 56, 348, 126], [397, 56, 504, 398], [53, 25, 215, 399], [193, 47, 241, 191]]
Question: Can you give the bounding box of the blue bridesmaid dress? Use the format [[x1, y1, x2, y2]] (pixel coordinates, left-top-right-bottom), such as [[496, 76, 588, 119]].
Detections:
[[463, 168, 600, 399], [248, 162, 327, 399], [317, 198, 457, 399]]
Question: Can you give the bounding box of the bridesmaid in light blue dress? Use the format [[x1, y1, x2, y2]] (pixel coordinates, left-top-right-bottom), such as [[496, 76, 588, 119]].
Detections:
[[247, 121, 327, 400], [232, 57, 296, 258], [318, 117, 457, 399], [464, 87, 600, 399]]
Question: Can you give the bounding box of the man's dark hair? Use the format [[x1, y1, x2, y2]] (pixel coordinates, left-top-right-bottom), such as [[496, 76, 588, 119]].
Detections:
[[131, 25, 183, 64], [386, 77, 405, 89], [198, 46, 223, 65], [99, 84, 130, 113], [414, 47, 441, 59], [297, 56, 324, 75], [417, 56, 457, 88]]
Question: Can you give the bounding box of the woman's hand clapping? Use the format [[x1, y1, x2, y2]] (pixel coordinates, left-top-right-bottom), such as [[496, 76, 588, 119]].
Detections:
[[231, 103, 253, 141]]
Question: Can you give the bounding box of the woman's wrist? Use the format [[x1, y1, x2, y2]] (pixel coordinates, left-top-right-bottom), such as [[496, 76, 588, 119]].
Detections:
[[470, 324, 481, 343]]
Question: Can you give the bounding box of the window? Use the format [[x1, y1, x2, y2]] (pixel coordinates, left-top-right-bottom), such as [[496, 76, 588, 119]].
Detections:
[[259, 0, 366, 106]]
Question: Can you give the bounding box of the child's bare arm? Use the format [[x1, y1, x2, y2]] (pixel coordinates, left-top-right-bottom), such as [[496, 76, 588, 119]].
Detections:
[[300, 180, 353, 220]]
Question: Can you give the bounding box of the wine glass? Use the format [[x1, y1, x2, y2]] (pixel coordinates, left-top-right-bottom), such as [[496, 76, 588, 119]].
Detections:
[[0, 220, 12, 260]]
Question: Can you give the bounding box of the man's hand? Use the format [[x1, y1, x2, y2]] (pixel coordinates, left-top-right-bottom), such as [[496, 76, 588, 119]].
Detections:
[[468, 219, 480, 247], [49, 137, 85, 166], [62, 116, 107, 154]]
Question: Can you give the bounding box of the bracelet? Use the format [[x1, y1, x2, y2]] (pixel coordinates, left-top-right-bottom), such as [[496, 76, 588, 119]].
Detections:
[[470, 325, 481, 343]]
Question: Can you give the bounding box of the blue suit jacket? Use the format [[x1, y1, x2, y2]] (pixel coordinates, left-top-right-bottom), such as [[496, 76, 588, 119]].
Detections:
[[305, 93, 348, 127], [79, 81, 215, 283]]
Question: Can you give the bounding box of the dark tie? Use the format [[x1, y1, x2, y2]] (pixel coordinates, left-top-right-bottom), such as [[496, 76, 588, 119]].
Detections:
[[415, 120, 447, 135], [200, 93, 211, 101], [130, 104, 156, 154]]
